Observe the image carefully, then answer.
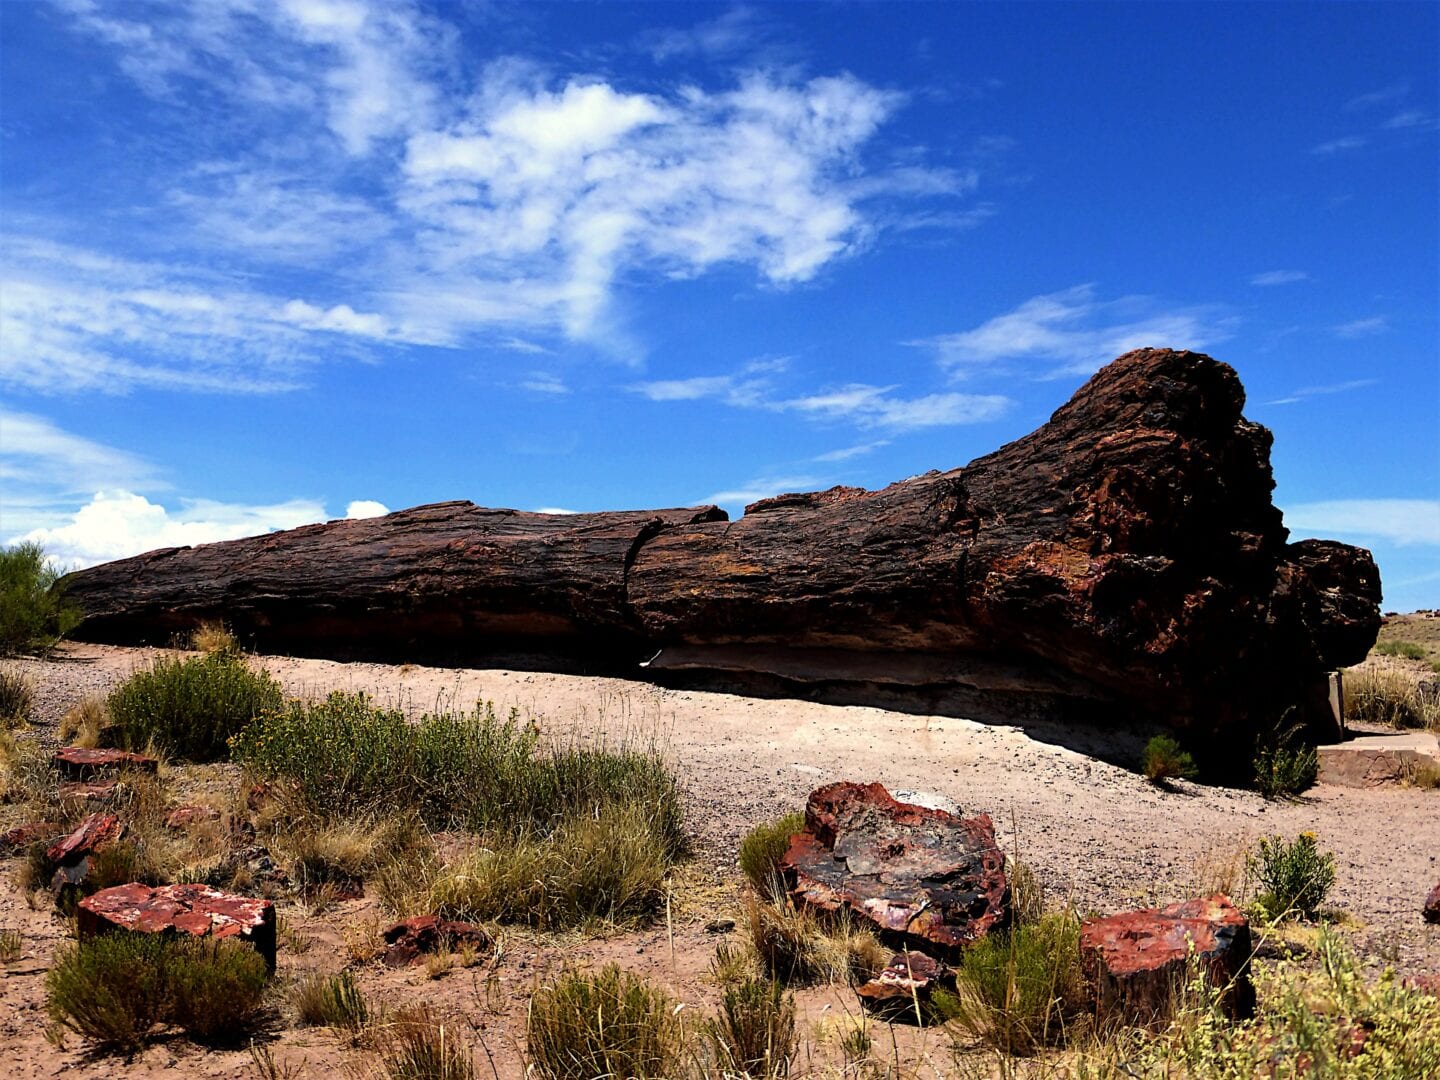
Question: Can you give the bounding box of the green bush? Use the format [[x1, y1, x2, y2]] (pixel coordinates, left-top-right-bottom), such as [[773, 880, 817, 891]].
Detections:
[[738, 812, 805, 902], [1249, 832, 1336, 922], [230, 691, 683, 854], [0, 542, 81, 656], [702, 977, 798, 1079], [950, 912, 1085, 1054], [526, 964, 681, 1080], [107, 650, 282, 760], [0, 666, 34, 726], [46, 932, 268, 1051], [1253, 724, 1318, 799], [1376, 639, 1426, 661], [1141, 734, 1198, 784]]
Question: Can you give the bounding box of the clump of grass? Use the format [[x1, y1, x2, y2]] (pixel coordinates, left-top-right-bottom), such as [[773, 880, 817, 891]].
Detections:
[[1376, 639, 1427, 661], [1008, 858, 1045, 926], [1252, 723, 1317, 799], [230, 692, 683, 855], [0, 928, 21, 962], [0, 666, 35, 726], [291, 969, 369, 1030], [738, 812, 805, 902], [190, 621, 238, 655], [108, 651, 282, 761], [279, 812, 428, 898], [1141, 733, 1198, 784], [948, 911, 1085, 1055], [1249, 832, 1336, 922], [46, 932, 269, 1051], [745, 894, 886, 986], [429, 802, 667, 929], [1347, 666, 1440, 730], [57, 695, 112, 747], [0, 541, 81, 656], [702, 976, 798, 1079], [526, 964, 681, 1080], [376, 1003, 478, 1080]]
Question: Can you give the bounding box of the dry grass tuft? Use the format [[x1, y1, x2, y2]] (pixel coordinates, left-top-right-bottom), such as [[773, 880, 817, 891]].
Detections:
[[527, 964, 680, 1080], [57, 695, 112, 748], [0, 666, 35, 727], [190, 621, 239, 655], [1347, 665, 1440, 731], [744, 894, 886, 987]]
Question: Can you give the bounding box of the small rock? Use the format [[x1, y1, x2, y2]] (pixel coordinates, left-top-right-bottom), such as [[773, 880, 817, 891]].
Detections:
[[52, 747, 158, 780], [1424, 882, 1440, 924], [704, 918, 736, 934], [381, 915, 491, 967], [58, 780, 120, 802], [78, 882, 277, 972], [1080, 895, 1254, 1026], [856, 950, 953, 1023], [164, 805, 222, 829]]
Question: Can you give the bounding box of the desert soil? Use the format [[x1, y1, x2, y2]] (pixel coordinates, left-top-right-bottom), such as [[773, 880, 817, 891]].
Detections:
[[2, 640, 1438, 1078]]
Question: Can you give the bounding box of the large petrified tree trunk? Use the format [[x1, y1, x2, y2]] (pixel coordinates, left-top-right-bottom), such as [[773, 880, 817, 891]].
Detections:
[[60, 349, 1381, 736]]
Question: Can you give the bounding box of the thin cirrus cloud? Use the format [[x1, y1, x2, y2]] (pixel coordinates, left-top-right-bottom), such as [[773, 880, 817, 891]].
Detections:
[[1250, 270, 1310, 286], [911, 284, 1234, 380], [1332, 316, 1389, 338], [23, 0, 978, 390], [1266, 378, 1377, 406], [1311, 135, 1368, 155], [1283, 499, 1440, 547]]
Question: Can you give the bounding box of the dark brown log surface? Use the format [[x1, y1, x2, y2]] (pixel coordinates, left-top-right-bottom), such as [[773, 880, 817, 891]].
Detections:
[[60, 349, 1381, 734]]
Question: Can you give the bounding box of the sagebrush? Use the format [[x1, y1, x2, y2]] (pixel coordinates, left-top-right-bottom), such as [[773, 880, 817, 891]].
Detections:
[[1249, 831, 1336, 921]]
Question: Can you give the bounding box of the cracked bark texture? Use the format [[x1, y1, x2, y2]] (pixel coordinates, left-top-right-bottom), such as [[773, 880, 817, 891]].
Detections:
[[59, 349, 1381, 734]]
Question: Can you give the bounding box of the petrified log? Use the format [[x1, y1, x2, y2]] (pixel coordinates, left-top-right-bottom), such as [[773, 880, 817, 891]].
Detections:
[[1079, 895, 1254, 1025], [78, 882, 277, 971], [780, 782, 1009, 958], [60, 349, 1381, 735]]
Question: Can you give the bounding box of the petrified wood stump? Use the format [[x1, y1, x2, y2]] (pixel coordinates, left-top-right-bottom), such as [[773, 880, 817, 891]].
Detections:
[[78, 882, 278, 971], [59, 349, 1381, 737], [779, 782, 1009, 958]]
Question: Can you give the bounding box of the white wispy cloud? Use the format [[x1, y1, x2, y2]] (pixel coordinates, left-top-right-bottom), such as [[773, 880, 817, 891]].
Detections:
[[1382, 109, 1437, 131], [1266, 378, 1377, 406], [813, 440, 889, 463], [698, 475, 822, 509], [642, 6, 769, 62], [521, 373, 570, 395], [1250, 270, 1309, 286], [912, 285, 1233, 379], [1284, 499, 1440, 547], [1310, 135, 1368, 155], [1345, 83, 1409, 112], [1333, 316, 1389, 338]]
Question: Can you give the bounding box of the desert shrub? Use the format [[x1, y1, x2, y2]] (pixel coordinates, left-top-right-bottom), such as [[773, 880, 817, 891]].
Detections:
[[57, 695, 112, 747], [291, 969, 369, 1030], [1249, 832, 1336, 922], [0, 541, 81, 656], [0, 666, 34, 725], [190, 620, 238, 655], [527, 964, 681, 1080], [949, 911, 1085, 1055], [1376, 639, 1426, 661], [376, 1003, 477, 1080], [231, 691, 683, 852], [108, 650, 282, 760], [429, 802, 667, 929], [702, 976, 798, 1079], [1141, 733, 1198, 783], [738, 812, 805, 902], [47, 932, 268, 1050], [1252, 724, 1318, 799], [744, 894, 886, 986], [1347, 667, 1440, 730]]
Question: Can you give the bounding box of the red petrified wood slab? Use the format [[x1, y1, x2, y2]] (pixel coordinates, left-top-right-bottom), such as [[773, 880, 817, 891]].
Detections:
[[780, 782, 1008, 959], [1080, 895, 1254, 1024], [1425, 882, 1440, 924], [78, 882, 277, 971], [52, 746, 159, 779], [0, 821, 63, 854], [856, 950, 954, 1023], [382, 915, 492, 967]]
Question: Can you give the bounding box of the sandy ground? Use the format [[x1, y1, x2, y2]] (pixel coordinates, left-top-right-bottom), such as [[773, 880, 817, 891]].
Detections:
[[2, 642, 1438, 1077]]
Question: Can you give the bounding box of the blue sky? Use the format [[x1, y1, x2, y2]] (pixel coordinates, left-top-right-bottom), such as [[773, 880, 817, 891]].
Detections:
[[2, 1, 1437, 610]]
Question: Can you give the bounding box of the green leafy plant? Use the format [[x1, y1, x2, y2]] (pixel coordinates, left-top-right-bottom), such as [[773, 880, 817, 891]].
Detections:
[[738, 812, 805, 902], [0, 541, 81, 656], [1142, 733, 1198, 784], [46, 932, 268, 1051], [950, 911, 1086, 1055], [1253, 723, 1318, 799], [1376, 639, 1426, 661], [1249, 831, 1336, 922], [108, 650, 282, 760], [702, 976, 798, 1079], [526, 964, 681, 1080]]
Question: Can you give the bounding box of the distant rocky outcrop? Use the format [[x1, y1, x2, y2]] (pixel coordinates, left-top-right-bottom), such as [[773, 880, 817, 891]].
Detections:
[[59, 349, 1381, 738]]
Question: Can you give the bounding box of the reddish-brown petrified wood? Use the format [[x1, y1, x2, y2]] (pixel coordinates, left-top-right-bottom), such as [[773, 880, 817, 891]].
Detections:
[[1080, 895, 1254, 1024], [779, 782, 1008, 958], [52, 746, 158, 779], [59, 349, 1380, 736], [78, 882, 277, 971]]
